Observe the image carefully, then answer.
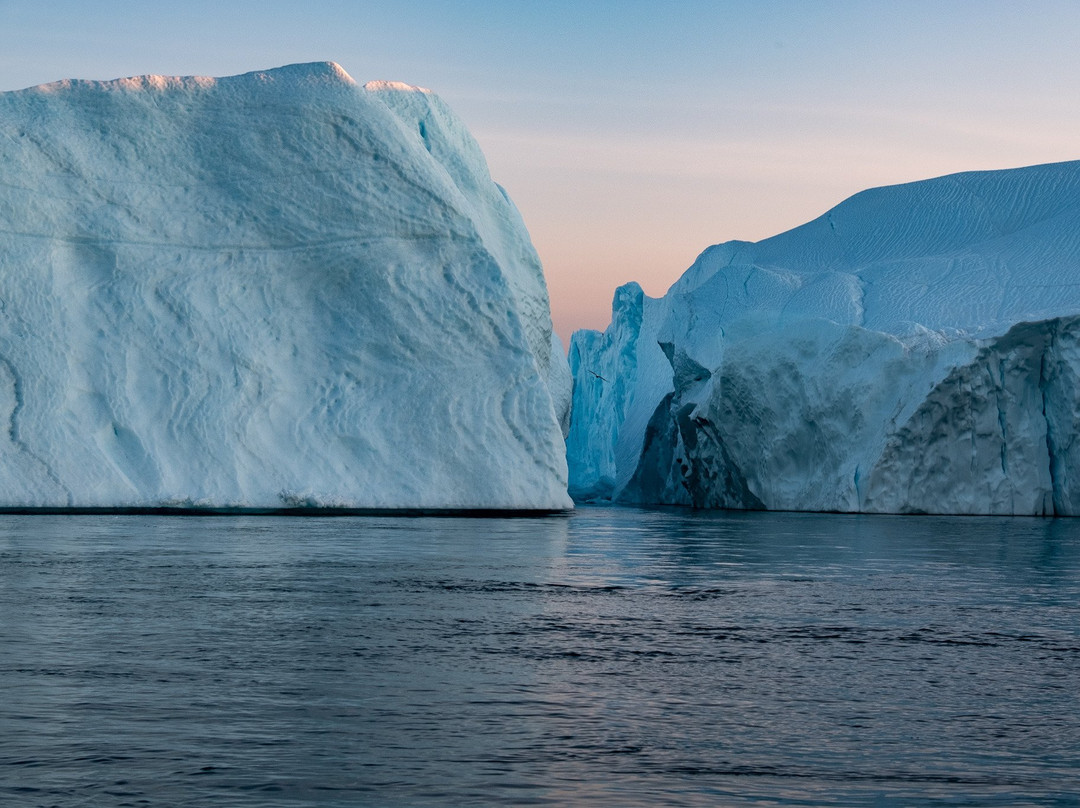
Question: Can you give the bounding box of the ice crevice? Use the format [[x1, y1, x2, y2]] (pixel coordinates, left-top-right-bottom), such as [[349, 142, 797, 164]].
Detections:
[[1040, 324, 1059, 515], [0, 355, 72, 504]]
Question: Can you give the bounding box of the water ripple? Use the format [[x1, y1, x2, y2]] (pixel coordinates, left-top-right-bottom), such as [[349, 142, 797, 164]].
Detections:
[[0, 507, 1078, 806]]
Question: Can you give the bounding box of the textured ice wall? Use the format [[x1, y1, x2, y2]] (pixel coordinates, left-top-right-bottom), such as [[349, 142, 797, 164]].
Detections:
[[568, 161, 1080, 514], [0, 62, 571, 509]]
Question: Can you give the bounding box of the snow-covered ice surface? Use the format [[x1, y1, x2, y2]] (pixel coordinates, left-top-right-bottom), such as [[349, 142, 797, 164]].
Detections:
[[0, 62, 571, 510], [568, 161, 1080, 514]]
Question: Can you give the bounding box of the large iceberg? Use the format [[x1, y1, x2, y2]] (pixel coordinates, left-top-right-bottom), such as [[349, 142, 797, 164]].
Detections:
[[568, 161, 1080, 515], [0, 62, 571, 510]]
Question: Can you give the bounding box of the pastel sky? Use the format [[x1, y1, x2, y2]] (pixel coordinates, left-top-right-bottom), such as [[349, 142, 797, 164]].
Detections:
[[2, 0, 1078, 344]]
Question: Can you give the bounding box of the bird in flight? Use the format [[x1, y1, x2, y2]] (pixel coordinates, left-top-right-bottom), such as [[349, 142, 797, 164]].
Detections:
[[587, 370, 609, 382]]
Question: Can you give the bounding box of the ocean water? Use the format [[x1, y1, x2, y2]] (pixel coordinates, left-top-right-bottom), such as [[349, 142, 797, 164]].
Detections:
[[0, 507, 1078, 807]]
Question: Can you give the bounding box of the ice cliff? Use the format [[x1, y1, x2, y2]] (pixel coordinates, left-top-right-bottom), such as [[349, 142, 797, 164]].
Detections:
[[568, 161, 1080, 515], [0, 62, 571, 510]]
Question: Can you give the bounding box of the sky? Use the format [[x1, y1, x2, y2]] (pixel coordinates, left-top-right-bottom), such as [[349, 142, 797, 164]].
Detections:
[[1, 0, 1079, 344]]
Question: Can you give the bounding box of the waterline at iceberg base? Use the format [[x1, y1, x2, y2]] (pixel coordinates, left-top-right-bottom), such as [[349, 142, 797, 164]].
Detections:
[[0, 63, 571, 511], [568, 160, 1080, 515]]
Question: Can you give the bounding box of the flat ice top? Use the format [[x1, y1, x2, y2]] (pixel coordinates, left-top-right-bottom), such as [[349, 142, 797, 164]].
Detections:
[[26, 61, 358, 92]]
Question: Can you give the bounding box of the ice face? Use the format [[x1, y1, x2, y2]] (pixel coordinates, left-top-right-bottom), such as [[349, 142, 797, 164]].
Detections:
[[568, 160, 1080, 515], [0, 62, 571, 510]]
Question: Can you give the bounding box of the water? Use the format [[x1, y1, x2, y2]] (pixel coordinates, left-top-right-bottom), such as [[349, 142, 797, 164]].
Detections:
[[1, 507, 1078, 807]]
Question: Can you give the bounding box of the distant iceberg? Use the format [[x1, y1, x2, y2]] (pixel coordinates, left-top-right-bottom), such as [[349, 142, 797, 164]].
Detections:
[[0, 62, 571, 510], [568, 161, 1080, 515]]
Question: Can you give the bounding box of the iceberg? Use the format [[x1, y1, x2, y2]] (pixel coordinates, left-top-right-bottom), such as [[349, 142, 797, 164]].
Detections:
[[0, 62, 571, 510], [568, 161, 1080, 515]]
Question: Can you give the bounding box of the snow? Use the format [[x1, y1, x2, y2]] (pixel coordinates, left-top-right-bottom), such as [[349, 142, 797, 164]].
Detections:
[[568, 160, 1080, 515], [0, 62, 571, 510], [364, 80, 430, 94]]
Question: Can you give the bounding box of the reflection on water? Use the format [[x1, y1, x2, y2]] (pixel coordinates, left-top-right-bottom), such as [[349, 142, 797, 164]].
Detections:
[[1, 507, 1078, 806]]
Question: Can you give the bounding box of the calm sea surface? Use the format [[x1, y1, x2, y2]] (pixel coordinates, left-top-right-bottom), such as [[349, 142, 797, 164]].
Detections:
[[0, 507, 1078, 807]]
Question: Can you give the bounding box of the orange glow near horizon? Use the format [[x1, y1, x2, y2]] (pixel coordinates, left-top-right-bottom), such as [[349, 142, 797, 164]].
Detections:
[[483, 126, 1080, 346]]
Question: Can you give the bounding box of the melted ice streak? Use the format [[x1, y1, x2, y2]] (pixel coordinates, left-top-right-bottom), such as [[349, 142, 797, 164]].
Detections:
[[568, 161, 1080, 514], [0, 61, 571, 509]]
